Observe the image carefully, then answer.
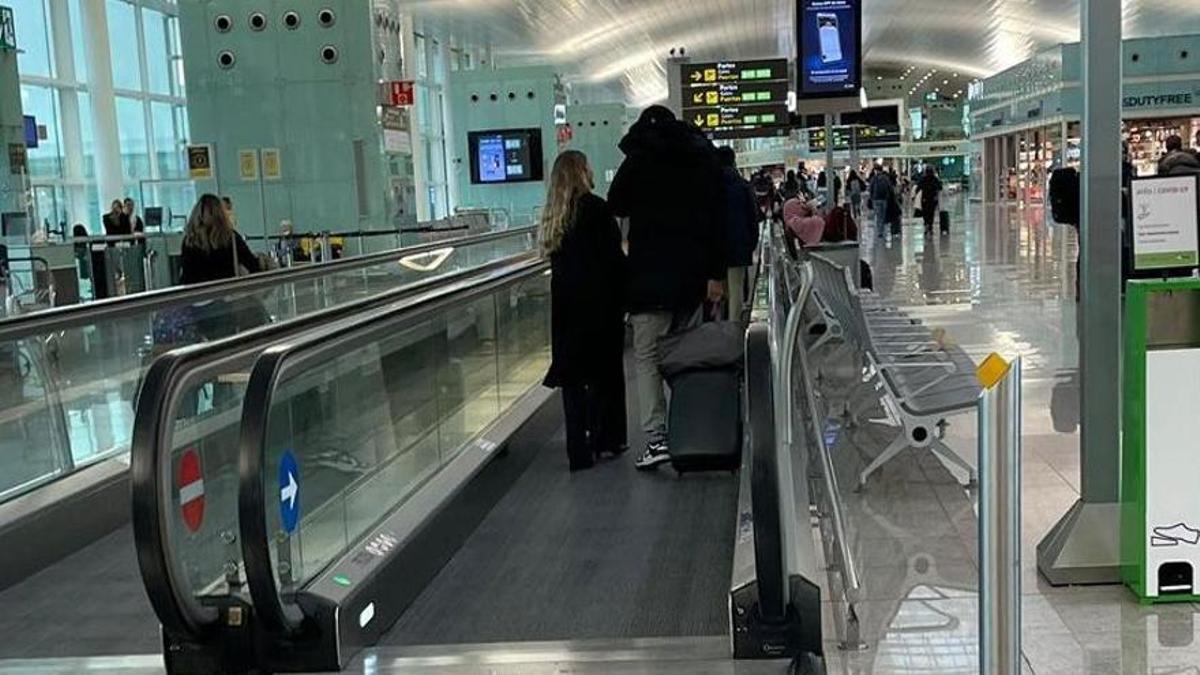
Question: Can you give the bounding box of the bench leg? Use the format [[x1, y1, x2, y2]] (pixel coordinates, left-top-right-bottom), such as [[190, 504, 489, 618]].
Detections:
[[858, 432, 910, 491], [931, 439, 978, 487]]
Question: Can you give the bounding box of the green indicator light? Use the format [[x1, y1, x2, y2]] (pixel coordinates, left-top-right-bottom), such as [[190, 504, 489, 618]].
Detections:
[[745, 115, 759, 124], [762, 114, 777, 123], [333, 574, 352, 587], [756, 69, 771, 78], [757, 92, 771, 101], [741, 93, 753, 102], [740, 70, 754, 80]]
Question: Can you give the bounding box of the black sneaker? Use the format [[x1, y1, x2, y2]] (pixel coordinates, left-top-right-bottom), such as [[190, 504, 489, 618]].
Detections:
[[635, 442, 671, 470]]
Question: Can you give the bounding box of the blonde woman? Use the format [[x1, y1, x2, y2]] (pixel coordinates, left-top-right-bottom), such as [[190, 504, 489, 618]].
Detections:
[[540, 151, 628, 472], [180, 193, 261, 285]]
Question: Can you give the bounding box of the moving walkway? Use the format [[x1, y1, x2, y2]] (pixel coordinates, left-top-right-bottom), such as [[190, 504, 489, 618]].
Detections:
[[0, 227, 536, 591], [121, 246, 828, 673]]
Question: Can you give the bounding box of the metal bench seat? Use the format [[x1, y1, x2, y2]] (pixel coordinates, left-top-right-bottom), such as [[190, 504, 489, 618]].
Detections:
[[806, 254, 981, 489]]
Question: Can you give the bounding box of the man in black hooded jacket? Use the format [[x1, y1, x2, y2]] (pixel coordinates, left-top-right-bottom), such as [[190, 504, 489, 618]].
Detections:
[[608, 105, 727, 470]]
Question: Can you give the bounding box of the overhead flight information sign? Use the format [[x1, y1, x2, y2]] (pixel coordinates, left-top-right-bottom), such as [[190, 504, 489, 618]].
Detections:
[[808, 125, 901, 152], [681, 59, 791, 140], [796, 0, 862, 99]]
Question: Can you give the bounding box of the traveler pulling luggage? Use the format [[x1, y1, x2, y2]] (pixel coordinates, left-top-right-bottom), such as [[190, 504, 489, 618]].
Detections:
[[656, 307, 744, 473]]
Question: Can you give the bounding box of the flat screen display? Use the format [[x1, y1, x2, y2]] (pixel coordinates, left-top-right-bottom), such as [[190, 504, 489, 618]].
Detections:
[[796, 0, 862, 99], [468, 128, 544, 185], [23, 116, 38, 149]]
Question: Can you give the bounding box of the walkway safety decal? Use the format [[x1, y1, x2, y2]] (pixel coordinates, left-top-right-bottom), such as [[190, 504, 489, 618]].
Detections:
[[279, 450, 301, 534], [179, 448, 205, 533]]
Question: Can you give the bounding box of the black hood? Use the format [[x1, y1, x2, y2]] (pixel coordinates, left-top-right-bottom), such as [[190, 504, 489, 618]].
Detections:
[[619, 118, 715, 166]]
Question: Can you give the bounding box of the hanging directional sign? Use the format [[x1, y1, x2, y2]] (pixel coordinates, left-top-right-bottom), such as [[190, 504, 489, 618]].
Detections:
[[279, 450, 301, 534], [681, 59, 789, 86], [680, 58, 791, 140], [684, 81, 790, 109], [687, 105, 789, 138], [178, 448, 205, 533]]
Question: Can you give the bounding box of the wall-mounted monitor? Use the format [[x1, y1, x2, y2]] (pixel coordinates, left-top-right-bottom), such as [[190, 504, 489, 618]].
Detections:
[[796, 0, 862, 99], [468, 128, 544, 185], [23, 116, 38, 149]]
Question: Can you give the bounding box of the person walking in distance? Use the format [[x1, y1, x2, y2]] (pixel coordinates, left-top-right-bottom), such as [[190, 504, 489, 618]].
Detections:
[[914, 165, 944, 236], [716, 146, 760, 322], [869, 167, 894, 238], [540, 151, 628, 472], [608, 105, 726, 470]]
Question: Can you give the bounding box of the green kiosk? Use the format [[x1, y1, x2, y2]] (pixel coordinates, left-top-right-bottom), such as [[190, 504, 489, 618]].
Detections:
[[1122, 173, 1200, 603]]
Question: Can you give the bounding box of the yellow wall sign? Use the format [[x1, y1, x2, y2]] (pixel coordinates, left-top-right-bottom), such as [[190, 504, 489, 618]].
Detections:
[[261, 148, 282, 181], [187, 144, 213, 180], [238, 149, 259, 182]]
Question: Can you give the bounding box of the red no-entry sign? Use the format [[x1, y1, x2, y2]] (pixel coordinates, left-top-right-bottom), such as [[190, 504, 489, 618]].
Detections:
[[179, 448, 205, 533]]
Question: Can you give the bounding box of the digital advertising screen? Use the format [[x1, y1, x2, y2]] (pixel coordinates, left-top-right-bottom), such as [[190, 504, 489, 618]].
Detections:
[[796, 0, 862, 99], [468, 128, 544, 185]]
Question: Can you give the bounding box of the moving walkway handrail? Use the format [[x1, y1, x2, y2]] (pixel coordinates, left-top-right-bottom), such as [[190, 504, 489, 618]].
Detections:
[[0, 226, 535, 340], [235, 257, 549, 636], [745, 322, 788, 623], [130, 252, 539, 641]]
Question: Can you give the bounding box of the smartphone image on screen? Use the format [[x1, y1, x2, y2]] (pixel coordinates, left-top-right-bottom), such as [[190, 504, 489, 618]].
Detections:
[[817, 13, 843, 63]]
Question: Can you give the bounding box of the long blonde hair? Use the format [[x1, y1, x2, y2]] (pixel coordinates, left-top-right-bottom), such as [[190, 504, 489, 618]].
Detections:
[[184, 193, 235, 252], [540, 150, 593, 255]]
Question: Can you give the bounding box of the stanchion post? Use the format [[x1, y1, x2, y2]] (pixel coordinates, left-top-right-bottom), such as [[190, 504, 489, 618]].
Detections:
[[979, 356, 1022, 674]]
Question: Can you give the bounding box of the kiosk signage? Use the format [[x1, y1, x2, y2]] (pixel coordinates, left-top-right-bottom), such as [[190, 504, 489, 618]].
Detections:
[[1130, 175, 1200, 272]]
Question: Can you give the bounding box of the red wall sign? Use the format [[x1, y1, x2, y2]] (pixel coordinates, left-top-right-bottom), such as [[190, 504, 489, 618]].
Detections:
[[179, 448, 205, 533], [387, 81, 415, 107]]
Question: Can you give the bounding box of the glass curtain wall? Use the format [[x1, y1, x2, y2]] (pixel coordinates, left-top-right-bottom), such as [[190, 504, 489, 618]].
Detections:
[[12, 0, 187, 237]]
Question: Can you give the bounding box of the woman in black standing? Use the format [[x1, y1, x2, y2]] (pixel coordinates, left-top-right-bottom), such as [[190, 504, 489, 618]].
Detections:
[[179, 193, 265, 340], [540, 150, 628, 472], [915, 165, 944, 236]]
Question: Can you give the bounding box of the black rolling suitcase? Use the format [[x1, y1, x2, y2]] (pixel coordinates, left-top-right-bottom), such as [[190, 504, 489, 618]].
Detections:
[[939, 209, 951, 235], [667, 368, 742, 473], [658, 316, 744, 473]]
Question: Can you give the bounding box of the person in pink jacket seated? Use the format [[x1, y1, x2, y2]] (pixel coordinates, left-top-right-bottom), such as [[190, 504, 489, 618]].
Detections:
[[783, 197, 826, 247]]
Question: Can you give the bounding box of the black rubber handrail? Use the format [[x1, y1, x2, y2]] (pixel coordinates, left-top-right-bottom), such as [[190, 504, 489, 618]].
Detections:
[[237, 259, 549, 636], [129, 253, 538, 642], [745, 322, 788, 623], [0, 226, 535, 340]]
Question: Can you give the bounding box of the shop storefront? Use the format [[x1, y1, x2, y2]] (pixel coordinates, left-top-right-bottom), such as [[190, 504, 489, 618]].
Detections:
[[970, 34, 1200, 205]]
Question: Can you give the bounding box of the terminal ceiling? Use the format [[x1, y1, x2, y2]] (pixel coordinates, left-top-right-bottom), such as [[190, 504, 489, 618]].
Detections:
[[401, 0, 1200, 106]]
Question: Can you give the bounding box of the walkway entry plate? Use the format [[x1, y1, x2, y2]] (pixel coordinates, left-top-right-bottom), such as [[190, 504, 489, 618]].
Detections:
[[1122, 279, 1200, 602]]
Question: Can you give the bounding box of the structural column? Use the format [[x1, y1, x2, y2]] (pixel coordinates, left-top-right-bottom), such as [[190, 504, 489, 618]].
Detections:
[[401, 15, 431, 223], [78, 0, 124, 207], [440, 38, 459, 214], [47, 0, 87, 228], [1037, 0, 1124, 585]]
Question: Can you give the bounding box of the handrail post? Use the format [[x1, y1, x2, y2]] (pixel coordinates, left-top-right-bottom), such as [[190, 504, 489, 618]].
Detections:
[[979, 357, 1022, 674]]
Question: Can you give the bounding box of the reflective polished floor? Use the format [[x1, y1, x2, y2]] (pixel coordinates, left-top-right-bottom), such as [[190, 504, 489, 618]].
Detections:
[[819, 195, 1200, 674]]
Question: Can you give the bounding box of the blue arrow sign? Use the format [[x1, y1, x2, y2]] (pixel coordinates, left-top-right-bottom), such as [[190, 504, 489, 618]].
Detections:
[[279, 451, 300, 534]]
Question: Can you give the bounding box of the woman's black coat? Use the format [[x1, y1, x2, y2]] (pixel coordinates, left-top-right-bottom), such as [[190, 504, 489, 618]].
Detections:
[[543, 193, 626, 389]]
